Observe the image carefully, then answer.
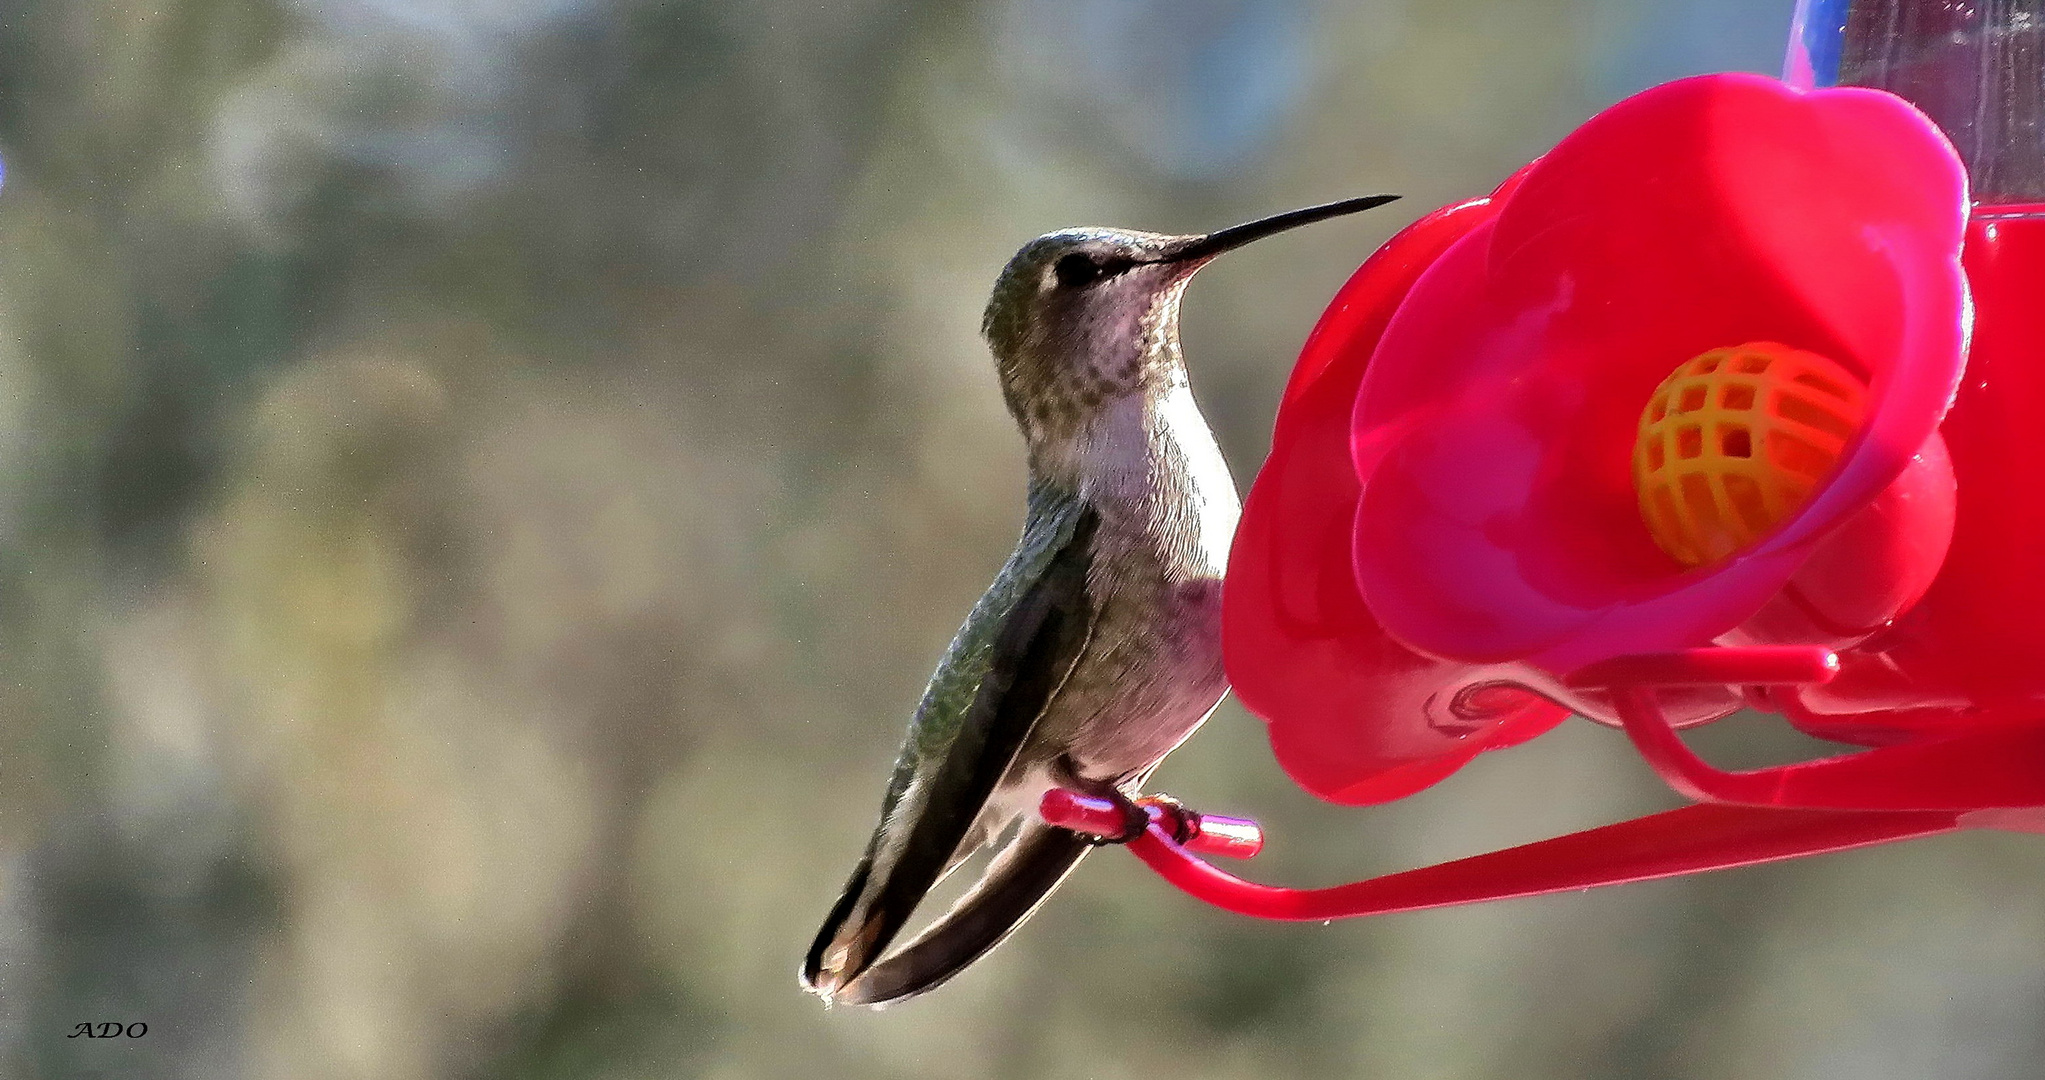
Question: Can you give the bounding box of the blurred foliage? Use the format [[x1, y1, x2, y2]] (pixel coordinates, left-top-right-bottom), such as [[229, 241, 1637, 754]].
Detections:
[[0, 1, 2040, 1078]]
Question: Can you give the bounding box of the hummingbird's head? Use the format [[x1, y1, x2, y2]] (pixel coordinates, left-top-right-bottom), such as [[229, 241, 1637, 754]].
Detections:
[[981, 195, 1399, 446]]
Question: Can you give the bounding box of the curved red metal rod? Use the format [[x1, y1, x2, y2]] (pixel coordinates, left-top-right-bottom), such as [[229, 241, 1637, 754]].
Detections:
[[1573, 650, 2045, 811], [1610, 687, 2045, 810], [1041, 789, 1962, 921], [1565, 646, 1841, 688], [1033, 645, 2040, 921]]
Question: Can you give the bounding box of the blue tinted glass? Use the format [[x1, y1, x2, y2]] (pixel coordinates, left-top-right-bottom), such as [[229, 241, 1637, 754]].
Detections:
[[1784, 0, 1853, 87], [1788, 0, 2045, 202]]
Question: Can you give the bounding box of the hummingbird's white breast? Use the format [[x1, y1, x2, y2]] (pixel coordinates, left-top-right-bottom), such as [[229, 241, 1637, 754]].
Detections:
[[1020, 376, 1239, 782]]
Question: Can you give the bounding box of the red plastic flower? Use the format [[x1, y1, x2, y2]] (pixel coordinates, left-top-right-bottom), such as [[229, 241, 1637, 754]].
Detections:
[[1224, 73, 1972, 805], [1786, 208, 2045, 740]]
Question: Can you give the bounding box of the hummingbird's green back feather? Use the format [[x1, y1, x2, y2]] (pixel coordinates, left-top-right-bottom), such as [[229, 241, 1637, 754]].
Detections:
[[803, 479, 1098, 992], [882, 479, 1092, 810]]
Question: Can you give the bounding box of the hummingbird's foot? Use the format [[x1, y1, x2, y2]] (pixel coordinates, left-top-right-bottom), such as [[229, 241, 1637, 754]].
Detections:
[[1102, 789, 1211, 846], [1038, 786, 1183, 844], [1036, 785, 1147, 843], [1137, 792, 1193, 842], [1090, 786, 1154, 845], [1037, 787, 1266, 859]]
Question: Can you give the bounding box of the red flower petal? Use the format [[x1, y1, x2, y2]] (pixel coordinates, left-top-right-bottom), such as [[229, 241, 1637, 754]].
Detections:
[[1227, 74, 1972, 803], [1350, 74, 1969, 675], [1224, 198, 1568, 805]]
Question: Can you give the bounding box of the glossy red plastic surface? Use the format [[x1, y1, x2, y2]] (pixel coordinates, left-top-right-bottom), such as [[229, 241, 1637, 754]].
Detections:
[[1563, 645, 1840, 689], [1221, 195, 1570, 807], [1119, 802, 1963, 922], [1224, 73, 1973, 804], [1615, 685, 2045, 810], [1041, 646, 2030, 922], [1152, 73, 2045, 929], [1349, 73, 1967, 678], [1783, 208, 2045, 737]]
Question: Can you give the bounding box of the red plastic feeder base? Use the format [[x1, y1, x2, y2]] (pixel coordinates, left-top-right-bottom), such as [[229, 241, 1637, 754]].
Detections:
[[1037, 646, 2045, 922]]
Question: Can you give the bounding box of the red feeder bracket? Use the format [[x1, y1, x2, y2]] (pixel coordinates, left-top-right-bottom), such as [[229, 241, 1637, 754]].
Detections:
[[1038, 645, 2041, 922]]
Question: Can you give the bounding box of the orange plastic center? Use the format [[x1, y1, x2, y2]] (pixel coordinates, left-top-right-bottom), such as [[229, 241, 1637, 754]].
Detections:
[[1634, 342, 1868, 566]]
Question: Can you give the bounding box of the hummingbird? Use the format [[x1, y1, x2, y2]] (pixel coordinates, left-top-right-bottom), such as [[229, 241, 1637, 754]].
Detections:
[[802, 194, 1401, 1007]]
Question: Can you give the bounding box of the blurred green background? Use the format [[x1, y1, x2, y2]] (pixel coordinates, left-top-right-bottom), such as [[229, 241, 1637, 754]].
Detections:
[[2, 1, 2043, 1077]]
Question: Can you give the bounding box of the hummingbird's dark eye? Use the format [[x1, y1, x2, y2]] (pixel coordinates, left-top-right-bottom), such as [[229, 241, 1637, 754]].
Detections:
[[1053, 253, 1106, 288], [1053, 253, 1134, 289]]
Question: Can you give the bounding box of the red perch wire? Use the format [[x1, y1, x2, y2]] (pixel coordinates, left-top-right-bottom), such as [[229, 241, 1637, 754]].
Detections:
[[1037, 645, 2037, 922]]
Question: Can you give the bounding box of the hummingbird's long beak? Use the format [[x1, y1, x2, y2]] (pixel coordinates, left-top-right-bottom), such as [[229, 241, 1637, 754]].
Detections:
[[1160, 193, 1401, 264]]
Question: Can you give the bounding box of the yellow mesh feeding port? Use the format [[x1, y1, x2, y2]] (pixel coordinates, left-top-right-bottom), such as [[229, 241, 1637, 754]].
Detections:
[[1634, 342, 1869, 567]]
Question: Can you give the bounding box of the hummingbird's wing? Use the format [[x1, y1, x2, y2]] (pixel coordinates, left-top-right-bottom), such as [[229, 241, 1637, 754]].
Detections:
[[803, 482, 1099, 1001]]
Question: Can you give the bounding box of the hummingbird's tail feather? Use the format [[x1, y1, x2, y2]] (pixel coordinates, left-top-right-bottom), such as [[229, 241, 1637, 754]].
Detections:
[[798, 800, 1018, 1001], [833, 819, 1091, 1007]]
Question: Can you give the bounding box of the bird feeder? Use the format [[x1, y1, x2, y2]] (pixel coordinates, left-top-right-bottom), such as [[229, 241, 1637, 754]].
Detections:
[[1039, 1, 2045, 922]]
